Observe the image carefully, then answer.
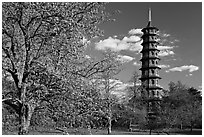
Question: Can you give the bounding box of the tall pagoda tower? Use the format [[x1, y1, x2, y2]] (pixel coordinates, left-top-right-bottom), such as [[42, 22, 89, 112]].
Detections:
[[139, 9, 162, 122]]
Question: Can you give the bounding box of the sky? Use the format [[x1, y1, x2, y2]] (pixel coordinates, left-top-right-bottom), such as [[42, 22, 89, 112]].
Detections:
[[85, 2, 202, 91]]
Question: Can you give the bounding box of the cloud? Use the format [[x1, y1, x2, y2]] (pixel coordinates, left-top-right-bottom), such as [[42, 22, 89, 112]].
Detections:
[[109, 79, 128, 91], [158, 50, 175, 57], [158, 64, 170, 68], [156, 31, 179, 57], [117, 55, 134, 63], [128, 28, 143, 35], [186, 73, 193, 77], [198, 85, 202, 91], [133, 61, 141, 66], [95, 37, 123, 51], [166, 65, 199, 73], [157, 45, 174, 50], [95, 29, 178, 57], [95, 36, 142, 52], [123, 35, 141, 43], [162, 33, 171, 37], [85, 55, 91, 59], [157, 31, 171, 38]]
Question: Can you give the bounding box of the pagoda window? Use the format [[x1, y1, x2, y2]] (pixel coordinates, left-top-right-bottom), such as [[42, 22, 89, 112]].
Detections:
[[152, 36, 154, 40], [157, 91, 159, 97], [152, 90, 155, 96], [152, 79, 155, 84], [151, 69, 155, 75], [152, 60, 155, 65], [156, 60, 158, 64], [151, 51, 154, 56], [152, 43, 154, 48], [156, 80, 158, 85]]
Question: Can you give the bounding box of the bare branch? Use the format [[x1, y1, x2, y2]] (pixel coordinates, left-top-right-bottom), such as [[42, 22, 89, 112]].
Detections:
[[2, 97, 22, 113]]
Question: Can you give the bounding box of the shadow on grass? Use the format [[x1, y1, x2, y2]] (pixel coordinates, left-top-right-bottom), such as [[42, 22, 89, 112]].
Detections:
[[2, 127, 202, 135]]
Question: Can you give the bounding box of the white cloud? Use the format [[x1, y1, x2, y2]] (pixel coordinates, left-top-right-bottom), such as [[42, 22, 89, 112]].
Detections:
[[117, 55, 134, 63], [157, 31, 171, 38], [157, 45, 174, 50], [133, 61, 141, 66], [186, 73, 193, 77], [128, 28, 143, 35], [123, 35, 141, 43], [166, 65, 199, 73], [163, 33, 171, 37], [85, 55, 91, 59], [158, 50, 175, 57], [109, 79, 128, 91], [156, 31, 180, 57], [95, 37, 125, 51], [95, 29, 178, 57], [198, 85, 202, 91], [158, 64, 170, 68], [95, 36, 142, 52]]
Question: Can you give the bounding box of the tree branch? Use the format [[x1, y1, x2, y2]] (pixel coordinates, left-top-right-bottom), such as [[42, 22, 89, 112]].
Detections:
[[3, 68, 20, 92], [2, 98, 22, 113]]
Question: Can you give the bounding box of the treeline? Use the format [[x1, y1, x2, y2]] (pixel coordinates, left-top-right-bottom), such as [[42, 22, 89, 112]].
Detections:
[[111, 80, 202, 132]]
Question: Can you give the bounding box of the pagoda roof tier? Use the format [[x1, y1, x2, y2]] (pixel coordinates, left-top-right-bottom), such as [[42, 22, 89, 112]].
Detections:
[[139, 66, 161, 70], [141, 33, 159, 39], [140, 56, 160, 61], [139, 75, 161, 80], [142, 26, 159, 32], [141, 41, 159, 45], [147, 85, 163, 90], [140, 48, 160, 53], [147, 97, 162, 102]]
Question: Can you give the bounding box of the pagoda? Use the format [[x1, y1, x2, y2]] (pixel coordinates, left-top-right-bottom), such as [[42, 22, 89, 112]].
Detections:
[[139, 9, 162, 123]]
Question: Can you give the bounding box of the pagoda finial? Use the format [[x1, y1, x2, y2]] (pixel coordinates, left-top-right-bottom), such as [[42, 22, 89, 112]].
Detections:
[[149, 8, 151, 22], [147, 8, 152, 27]]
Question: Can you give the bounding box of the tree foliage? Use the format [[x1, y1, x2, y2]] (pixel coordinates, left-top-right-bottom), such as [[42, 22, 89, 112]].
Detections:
[[160, 81, 202, 131], [2, 2, 111, 134]]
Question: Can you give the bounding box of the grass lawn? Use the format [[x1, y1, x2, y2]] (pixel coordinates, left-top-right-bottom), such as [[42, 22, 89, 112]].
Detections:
[[2, 126, 202, 135]]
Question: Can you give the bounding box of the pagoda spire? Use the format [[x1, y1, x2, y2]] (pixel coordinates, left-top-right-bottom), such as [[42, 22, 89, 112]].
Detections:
[[147, 8, 152, 27], [149, 8, 151, 22]]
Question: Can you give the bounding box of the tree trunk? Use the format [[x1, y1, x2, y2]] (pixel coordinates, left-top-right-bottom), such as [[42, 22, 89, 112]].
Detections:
[[149, 129, 152, 135], [180, 122, 183, 130], [18, 102, 36, 135], [107, 116, 111, 134], [190, 121, 193, 132]]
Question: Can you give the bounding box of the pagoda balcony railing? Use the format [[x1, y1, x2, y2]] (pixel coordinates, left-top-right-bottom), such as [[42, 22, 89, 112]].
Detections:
[[148, 84, 163, 90], [141, 55, 160, 60], [140, 65, 161, 70], [142, 38, 159, 43], [140, 74, 160, 79], [149, 83, 159, 87], [147, 96, 162, 101], [140, 48, 160, 53]]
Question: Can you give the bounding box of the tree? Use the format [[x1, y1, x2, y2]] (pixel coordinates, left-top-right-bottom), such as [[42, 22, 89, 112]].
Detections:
[[160, 81, 202, 132], [128, 70, 140, 96], [98, 50, 122, 134], [2, 2, 110, 134], [185, 87, 202, 131]]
